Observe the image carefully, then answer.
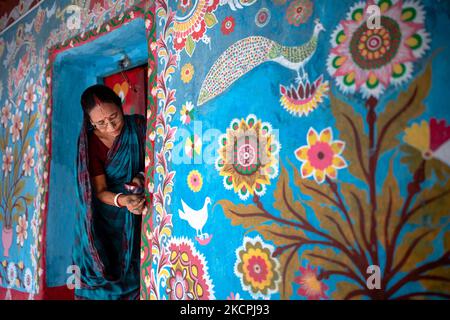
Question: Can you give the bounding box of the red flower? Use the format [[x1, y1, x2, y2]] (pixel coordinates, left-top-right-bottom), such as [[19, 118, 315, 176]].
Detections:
[[173, 36, 187, 51], [191, 20, 207, 41], [294, 265, 328, 300], [221, 16, 235, 35]]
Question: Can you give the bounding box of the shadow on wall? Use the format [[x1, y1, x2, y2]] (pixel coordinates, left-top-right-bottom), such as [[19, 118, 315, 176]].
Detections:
[[47, 18, 148, 289]]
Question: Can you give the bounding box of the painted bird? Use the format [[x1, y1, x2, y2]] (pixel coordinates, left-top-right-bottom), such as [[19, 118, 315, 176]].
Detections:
[[178, 197, 212, 239], [197, 19, 326, 106]]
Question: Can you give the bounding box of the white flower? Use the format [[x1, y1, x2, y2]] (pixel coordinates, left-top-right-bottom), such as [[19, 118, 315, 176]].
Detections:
[[16, 215, 28, 247], [22, 145, 35, 176], [10, 110, 23, 142], [1, 101, 11, 128], [24, 268, 33, 292], [2, 146, 13, 176], [7, 262, 17, 285]]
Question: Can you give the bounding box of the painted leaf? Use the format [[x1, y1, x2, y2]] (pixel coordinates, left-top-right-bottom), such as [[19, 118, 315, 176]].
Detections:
[[185, 35, 195, 57], [340, 182, 371, 251], [13, 180, 25, 198], [379, 60, 432, 155], [330, 91, 369, 183], [393, 227, 441, 274], [278, 247, 300, 299], [273, 165, 307, 222], [376, 155, 402, 249], [218, 199, 272, 229], [256, 223, 304, 247], [303, 247, 361, 285], [408, 178, 450, 226], [419, 265, 450, 297], [332, 281, 363, 300], [204, 12, 218, 28], [290, 161, 336, 208]]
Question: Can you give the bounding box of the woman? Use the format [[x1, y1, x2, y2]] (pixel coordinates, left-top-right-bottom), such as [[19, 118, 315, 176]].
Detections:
[[74, 84, 146, 300]]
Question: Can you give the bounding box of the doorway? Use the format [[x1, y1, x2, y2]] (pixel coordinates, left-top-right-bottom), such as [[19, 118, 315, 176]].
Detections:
[[46, 17, 149, 297]]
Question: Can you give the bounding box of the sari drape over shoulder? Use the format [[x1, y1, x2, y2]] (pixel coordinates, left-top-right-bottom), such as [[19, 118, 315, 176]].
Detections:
[[74, 114, 145, 300]]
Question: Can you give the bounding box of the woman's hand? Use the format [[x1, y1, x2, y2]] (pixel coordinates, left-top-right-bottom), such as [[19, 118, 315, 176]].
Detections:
[[132, 172, 145, 189], [119, 194, 145, 215]]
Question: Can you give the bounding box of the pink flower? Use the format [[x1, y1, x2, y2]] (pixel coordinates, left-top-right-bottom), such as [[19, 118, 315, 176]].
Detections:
[[294, 265, 328, 300], [23, 80, 36, 114], [22, 145, 35, 176], [10, 110, 23, 142], [2, 147, 13, 176], [16, 215, 28, 247], [1, 101, 12, 128], [167, 269, 194, 300], [295, 128, 347, 184]]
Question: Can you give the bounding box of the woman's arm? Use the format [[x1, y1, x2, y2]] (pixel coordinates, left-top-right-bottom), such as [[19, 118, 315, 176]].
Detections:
[[92, 174, 145, 214]]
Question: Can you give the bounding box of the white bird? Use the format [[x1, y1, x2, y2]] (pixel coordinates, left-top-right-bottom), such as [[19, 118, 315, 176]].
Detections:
[[178, 197, 211, 239]]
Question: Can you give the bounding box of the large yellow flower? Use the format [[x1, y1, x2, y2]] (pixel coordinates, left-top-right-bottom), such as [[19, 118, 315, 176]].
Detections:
[[295, 127, 347, 184], [234, 236, 280, 299], [181, 63, 194, 84], [215, 115, 280, 200]]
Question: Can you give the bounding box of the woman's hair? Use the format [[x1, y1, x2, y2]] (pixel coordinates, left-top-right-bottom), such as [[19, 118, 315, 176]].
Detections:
[[80, 84, 123, 128]]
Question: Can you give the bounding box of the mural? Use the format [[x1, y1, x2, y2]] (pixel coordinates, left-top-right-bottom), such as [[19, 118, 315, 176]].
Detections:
[[151, 0, 450, 300], [0, 0, 155, 299], [0, 0, 449, 300]]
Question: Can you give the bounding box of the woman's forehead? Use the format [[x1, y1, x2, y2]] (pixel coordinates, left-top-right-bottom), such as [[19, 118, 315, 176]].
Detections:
[[89, 102, 118, 120]]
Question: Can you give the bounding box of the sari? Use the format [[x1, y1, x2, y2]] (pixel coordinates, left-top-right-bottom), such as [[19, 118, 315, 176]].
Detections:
[[74, 114, 146, 300]]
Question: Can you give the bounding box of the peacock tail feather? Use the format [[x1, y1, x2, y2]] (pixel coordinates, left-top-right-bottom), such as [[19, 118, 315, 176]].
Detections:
[[197, 36, 275, 106]]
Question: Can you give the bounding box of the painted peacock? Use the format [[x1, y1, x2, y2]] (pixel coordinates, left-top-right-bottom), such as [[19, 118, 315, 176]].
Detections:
[[197, 19, 326, 106]]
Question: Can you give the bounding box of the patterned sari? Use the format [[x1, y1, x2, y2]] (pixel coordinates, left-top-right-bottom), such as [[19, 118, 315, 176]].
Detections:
[[74, 114, 145, 300]]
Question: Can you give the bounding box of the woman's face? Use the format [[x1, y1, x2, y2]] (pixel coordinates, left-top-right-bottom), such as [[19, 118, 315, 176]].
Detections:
[[89, 102, 124, 138]]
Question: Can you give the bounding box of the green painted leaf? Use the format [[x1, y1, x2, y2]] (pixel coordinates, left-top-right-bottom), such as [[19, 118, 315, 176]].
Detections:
[[204, 12, 218, 28], [185, 35, 195, 57], [13, 180, 25, 198]]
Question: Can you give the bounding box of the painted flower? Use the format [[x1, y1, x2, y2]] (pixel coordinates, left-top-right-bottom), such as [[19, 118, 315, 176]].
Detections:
[[221, 16, 235, 35], [294, 265, 329, 300], [22, 145, 35, 176], [168, 237, 215, 300], [24, 268, 33, 292], [180, 101, 194, 125], [234, 236, 280, 299], [187, 170, 203, 192], [181, 63, 195, 84], [2, 147, 14, 176], [295, 127, 347, 184], [185, 134, 202, 159], [16, 214, 29, 247], [167, 268, 194, 300], [255, 8, 271, 28], [7, 262, 17, 286], [227, 292, 243, 300], [215, 115, 280, 200], [10, 110, 23, 142], [1, 101, 12, 128], [23, 80, 37, 113], [172, 0, 220, 54], [286, 0, 313, 26], [177, 0, 194, 13], [327, 0, 430, 98], [280, 75, 329, 117], [34, 8, 46, 33], [402, 119, 450, 179]]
